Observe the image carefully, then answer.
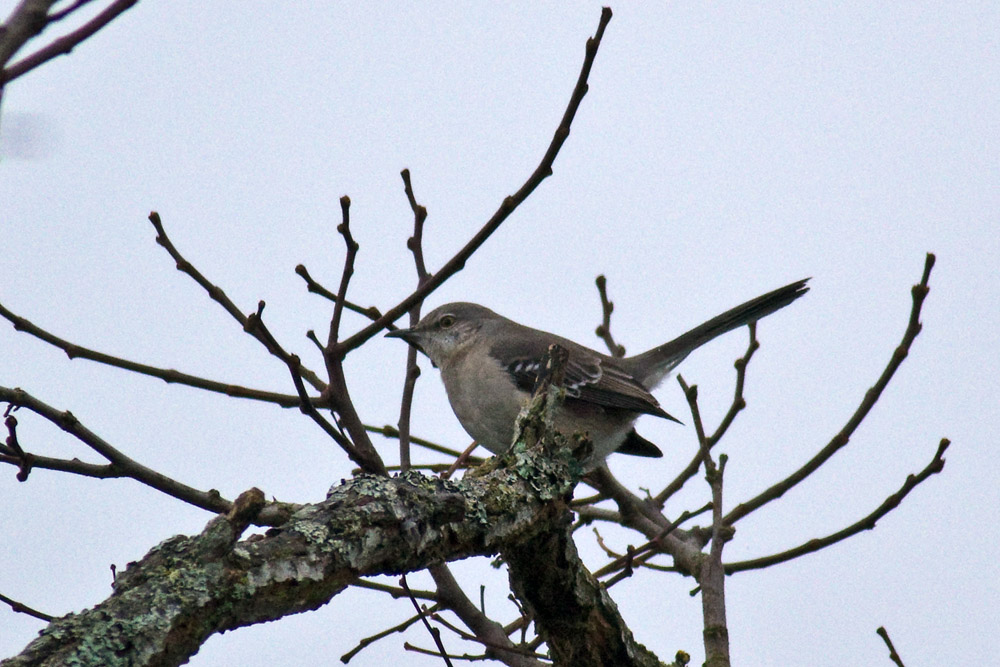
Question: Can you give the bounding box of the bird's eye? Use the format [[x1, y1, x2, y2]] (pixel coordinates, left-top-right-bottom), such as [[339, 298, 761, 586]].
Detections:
[[438, 315, 456, 329]]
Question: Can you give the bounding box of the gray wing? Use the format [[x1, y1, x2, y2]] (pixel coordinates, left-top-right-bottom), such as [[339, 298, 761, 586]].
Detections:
[[494, 336, 680, 422]]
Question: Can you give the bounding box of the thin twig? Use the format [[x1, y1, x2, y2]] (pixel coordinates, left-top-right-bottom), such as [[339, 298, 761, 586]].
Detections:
[[335, 7, 615, 355], [403, 643, 486, 662], [0, 591, 54, 622], [294, 264, 388, 324], [725, 438, 949, 574], [47, 0, 95, 23], [430, 565, 544, 667], [724, 253, 936, 525], [146, 212, 326, 392], [326, 195, 359, 354], [677, 376, 731, 666], [401, 575, 453, 667], [429, 612, 550, 662], [3, 0, 138, 84], [308, 200, 387, 475], [340, 605, 441, 664], [365, 424, 484, 464], [591, 501, 712, 580], [352, 579, 437, 601], [440, 441, 480, 480], [593, 275, 626, 357], [572, 505, 621, 524], [0, 300, 302, 408], [0, 386, 294, 526], [3, 413, 30, 480], [284, 353, 375, 472], [397, 168, 431, 471], [656, 323, 757, 507], [876, 626, 907, 667], [586, 466, 706, 577]]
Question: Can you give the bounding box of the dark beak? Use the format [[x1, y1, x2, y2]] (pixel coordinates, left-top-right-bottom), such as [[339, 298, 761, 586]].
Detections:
[[385, 327, 415, 340], [385, 327, 423, 351]]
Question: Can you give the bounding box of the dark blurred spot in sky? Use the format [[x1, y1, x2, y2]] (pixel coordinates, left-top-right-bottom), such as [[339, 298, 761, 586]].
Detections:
[[1, 111, 61, 161]]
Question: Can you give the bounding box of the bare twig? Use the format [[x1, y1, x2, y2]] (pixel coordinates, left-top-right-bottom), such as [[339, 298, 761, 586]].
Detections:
[[3, 413, 31, 480], [0, 1, 56, 71], [586, 466, 705, 577], [352, 579, 437, 601], [431, 565, 545, 667], [440, 441, 481, 480], [326, 196, 359, 353], [570, 490, 608, 507], [725, 438, 949, 574], [151, 210, 381, 471], [876, 626, 907, 667], [0, 386, 294, 525], [656, 323, 757, 507], [403, 643, 485, 662], [294, 264, 388, 324], [677, 377, 731, 666], [341, 605, 441, 664], [401, 575, 454, 667], [336, 6, 616, 355], [292, 200, 387, 475], [0, 446, 113, 478], [0, 591, 54, 622], [47, 0, 95, 23], [593, 275, 626, 357], [0, 300, 302, 408], [591, 502, 712, 581], [397, 168, 432, 471], [147, 212, 327, 392], [284, 353, 376, 472], [365, 423, 484, 464], [724, 253, 936, 525], [2, 0, 138, 84], [430, 612, 550, 663]]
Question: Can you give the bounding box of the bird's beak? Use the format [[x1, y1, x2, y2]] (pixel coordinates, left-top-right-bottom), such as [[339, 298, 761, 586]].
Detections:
[[385, 327, 422, 347]]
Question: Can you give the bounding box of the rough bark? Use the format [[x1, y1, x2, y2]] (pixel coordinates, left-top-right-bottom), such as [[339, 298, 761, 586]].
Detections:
[[3, 417, 580, 667], [504, 510, 665, 667]]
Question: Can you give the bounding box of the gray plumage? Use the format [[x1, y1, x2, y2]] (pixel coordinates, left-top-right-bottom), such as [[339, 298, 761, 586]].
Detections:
[[387, 279, 809, 464]]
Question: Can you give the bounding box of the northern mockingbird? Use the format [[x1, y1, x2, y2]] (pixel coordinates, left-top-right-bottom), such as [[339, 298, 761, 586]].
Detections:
[[387, 279, 808, 463]]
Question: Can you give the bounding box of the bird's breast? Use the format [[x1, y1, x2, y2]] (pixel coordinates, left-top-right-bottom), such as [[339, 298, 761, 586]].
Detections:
[[439, 351, 527, 455]]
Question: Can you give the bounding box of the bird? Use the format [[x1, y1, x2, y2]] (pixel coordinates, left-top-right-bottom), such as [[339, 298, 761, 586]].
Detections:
[[387, 279, 809, 464]]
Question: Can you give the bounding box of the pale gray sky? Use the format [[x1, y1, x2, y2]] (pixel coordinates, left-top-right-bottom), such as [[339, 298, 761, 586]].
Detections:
[[2, 3, 998, 665]]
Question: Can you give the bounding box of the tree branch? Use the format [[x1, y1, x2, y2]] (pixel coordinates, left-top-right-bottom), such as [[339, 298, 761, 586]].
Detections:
[[676, 377, 731, 666], [146, 211, 327, 392], [0, 300, 303, 408], [724, 253, 936, 525], [430, 565, 544, 667], [294, 263, 387, 323], [2, 0, 138, 84], [396, 168, 432, 471], [876, 626, 907, 667], [656, 323, 757, 507], [0, 386, 294, 526], [724, 438, 949, 574], [504, 508, 661, 667], [0, 1, 55, 71], [593, 275, 626, 357], [0, 592, 53, 623], [335, 6, 615, 354], [5, 400, 580, 666]]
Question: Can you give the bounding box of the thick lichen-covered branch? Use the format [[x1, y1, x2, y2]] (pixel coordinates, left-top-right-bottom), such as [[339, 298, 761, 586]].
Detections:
[[3, 404, 580, 667]]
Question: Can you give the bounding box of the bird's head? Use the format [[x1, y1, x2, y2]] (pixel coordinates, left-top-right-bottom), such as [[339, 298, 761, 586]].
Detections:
[[386, 302, 499, 368]]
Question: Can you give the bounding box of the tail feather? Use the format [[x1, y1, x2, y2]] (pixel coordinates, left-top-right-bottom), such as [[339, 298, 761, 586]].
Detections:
[[626, 278, 810, 388]]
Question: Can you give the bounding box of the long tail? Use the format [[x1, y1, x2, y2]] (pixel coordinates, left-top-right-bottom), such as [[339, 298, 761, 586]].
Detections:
[[625, 278, 810, 388]]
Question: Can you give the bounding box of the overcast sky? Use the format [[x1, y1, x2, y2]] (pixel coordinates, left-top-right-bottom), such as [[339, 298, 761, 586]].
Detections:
[[2, 3, 998, 666]]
